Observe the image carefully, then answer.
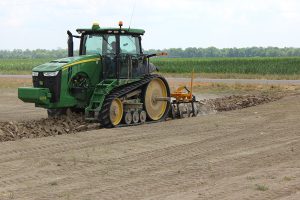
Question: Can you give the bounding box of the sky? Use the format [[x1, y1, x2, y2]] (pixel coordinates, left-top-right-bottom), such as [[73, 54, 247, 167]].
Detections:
[[0, 0, 300, 50]]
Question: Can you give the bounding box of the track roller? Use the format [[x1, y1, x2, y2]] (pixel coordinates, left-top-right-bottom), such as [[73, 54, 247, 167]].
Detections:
[[139, 110, 147, 123], [132, 111, 140, 124], [124, 111, 132, 125]]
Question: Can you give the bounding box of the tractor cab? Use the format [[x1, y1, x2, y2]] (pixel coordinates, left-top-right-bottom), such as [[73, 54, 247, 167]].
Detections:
[[70, 21, 151, 81]]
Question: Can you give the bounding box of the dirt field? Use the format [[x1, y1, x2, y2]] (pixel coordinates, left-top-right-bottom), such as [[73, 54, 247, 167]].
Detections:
[[0, 79, 299, 199]]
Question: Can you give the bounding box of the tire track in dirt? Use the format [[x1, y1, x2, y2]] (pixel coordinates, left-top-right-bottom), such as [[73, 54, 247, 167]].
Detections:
[[0, 112, 248, 167], [65, 133, 300, 200], [4, 120, 299, 199], [0, 120, 237, 188], [0, 126, 238, 188]]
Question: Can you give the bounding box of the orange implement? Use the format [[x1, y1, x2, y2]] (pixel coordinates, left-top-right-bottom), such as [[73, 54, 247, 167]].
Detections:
[[171, 69, 194, 102]]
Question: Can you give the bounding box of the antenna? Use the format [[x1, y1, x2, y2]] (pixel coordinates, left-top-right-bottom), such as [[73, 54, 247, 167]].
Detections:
[[128, 0, 137, 30]]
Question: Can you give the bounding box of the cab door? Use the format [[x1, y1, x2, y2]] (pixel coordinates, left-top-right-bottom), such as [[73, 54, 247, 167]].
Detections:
[[119, 35, 146, 79]]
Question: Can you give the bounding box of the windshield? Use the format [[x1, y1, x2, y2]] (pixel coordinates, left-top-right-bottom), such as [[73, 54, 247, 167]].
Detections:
[[82, 34, 116, 55]]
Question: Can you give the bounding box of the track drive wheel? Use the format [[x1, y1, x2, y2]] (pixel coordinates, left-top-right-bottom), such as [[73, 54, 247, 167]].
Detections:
[[109, 98, 123, 126], [143, 77, 170, 121]]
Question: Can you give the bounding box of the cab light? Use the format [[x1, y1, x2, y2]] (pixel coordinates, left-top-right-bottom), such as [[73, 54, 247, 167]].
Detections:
[[92, 21, 100, 30], [119, 21, 123, 27]]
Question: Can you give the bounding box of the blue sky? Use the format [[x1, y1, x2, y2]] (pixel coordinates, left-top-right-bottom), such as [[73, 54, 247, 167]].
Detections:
[[0, 0, 300, 50]]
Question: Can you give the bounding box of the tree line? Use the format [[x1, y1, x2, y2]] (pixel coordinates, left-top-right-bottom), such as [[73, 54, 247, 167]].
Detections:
[[0, 47, 300, 59]]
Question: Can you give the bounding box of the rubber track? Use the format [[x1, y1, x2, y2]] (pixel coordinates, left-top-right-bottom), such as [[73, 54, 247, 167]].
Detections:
[[98, 74, 170, 128]]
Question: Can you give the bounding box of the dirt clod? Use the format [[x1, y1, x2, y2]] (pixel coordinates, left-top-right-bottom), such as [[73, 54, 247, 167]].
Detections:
[[0, 113, 99, 142], [200, 93, 283, 113]]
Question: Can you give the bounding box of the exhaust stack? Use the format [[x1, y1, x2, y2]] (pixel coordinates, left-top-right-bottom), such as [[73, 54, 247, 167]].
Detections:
[[67, 30, 74, 57]]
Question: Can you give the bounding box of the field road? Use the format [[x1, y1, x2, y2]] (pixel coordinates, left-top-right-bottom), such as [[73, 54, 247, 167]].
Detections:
[[1, 74, 300, 85], [0, 95, 299, 199]]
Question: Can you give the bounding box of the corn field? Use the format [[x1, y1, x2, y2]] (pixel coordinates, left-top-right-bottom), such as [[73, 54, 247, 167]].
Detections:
[[152, 57, 300, 75], [0, 58, 51, 74]]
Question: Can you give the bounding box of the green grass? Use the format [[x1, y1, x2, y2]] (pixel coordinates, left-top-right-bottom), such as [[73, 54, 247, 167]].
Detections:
[[283, 176, 292, 181], [255, 184, 269, 191]]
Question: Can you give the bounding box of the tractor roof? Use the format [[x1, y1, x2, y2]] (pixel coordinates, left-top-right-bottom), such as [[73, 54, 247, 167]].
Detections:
[[76, 22, 145, 35], [76, 27, 145, 35]]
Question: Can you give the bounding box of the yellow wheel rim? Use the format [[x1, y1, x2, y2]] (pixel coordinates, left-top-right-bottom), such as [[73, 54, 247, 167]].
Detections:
[[144, 78, 168, 120], [110, 98, 123, 126]]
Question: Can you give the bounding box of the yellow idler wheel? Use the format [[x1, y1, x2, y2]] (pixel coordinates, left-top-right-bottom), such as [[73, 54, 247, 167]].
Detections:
[[109, 98, 123, 126], [144, 78, 168, 121]]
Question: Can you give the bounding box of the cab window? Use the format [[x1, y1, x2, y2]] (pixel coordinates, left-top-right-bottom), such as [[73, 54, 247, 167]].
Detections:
[[120, 35, 140, 55], [83, 35, 103, 55], [106, 35, 117, 54]]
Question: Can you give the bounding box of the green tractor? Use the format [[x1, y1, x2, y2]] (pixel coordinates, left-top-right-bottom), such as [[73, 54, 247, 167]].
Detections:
[[18, 22, 171, 127]]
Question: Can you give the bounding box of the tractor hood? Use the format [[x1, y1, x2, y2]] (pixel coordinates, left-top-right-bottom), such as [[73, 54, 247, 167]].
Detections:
[[32, 55, 100, 72]]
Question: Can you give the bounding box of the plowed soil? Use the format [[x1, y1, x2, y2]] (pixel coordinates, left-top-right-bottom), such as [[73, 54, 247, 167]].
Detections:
[[0, 86, 299, 199], [0, 93, 283, 142]]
